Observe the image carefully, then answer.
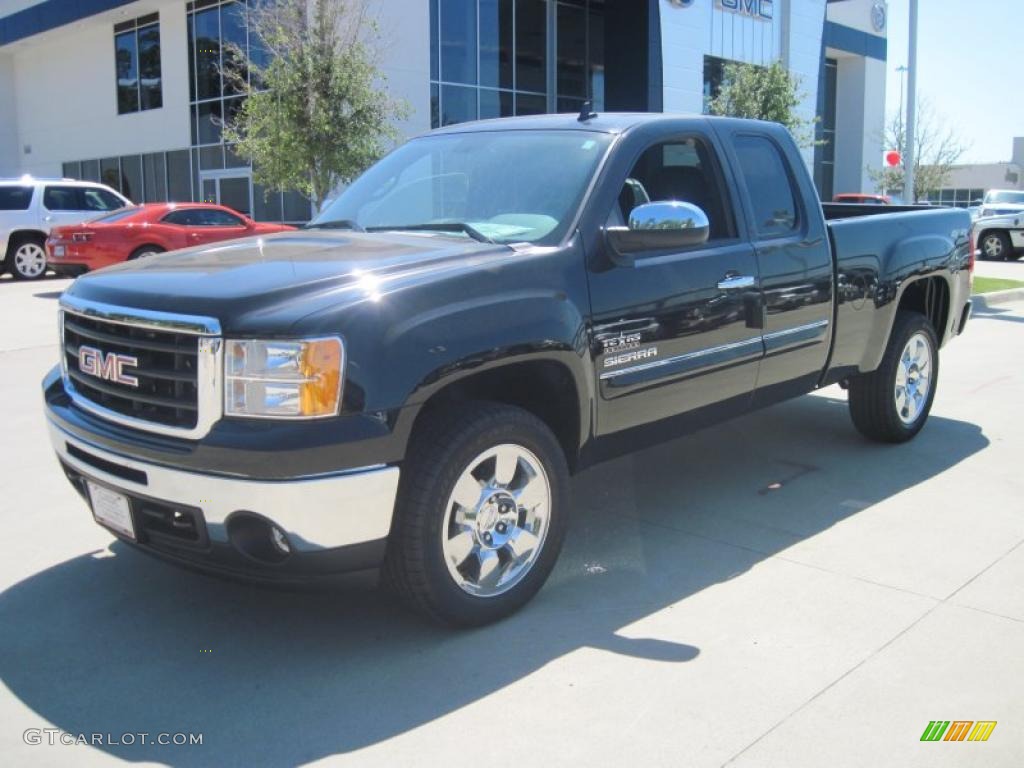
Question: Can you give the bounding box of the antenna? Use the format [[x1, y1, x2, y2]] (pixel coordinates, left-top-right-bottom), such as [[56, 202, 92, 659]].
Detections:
[[577, 100, 598, 123]]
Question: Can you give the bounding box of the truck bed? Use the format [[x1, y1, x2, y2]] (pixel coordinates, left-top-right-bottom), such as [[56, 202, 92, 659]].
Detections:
[[823, 204, 973, 381]]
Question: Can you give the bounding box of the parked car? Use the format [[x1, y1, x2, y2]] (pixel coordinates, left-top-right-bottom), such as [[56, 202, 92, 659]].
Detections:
[[46, 202, 295, 276], [973, 210, 1024, 260], [0, 177, 130, 280], [832, 193, 891, 205], [979, 189, 1024, 218], [43, 113, 973, 627]]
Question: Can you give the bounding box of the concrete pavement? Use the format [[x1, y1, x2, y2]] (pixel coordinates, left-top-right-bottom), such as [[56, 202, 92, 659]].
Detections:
[[0, 274, 1021, 767]]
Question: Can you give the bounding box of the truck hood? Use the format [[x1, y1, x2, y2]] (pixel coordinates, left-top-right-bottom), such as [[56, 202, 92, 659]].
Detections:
[[62, 230, 517, 332]]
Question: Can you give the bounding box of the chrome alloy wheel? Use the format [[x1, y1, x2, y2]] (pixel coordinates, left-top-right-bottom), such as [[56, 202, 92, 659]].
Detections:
[[895, 332, 932, 425], [982, 234, 1004, 259], [14, 242, 47, 278], [441, 443, 552, 598]]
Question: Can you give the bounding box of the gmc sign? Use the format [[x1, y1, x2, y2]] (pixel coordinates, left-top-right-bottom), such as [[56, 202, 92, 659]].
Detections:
[[716, 0, 774, 21]]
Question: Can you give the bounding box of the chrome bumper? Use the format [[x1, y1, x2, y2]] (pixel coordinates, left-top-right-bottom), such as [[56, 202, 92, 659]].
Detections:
[[47, 419, 399, 552]]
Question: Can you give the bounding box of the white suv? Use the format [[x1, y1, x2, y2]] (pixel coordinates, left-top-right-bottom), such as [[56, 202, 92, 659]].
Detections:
[[0, 177, 131, 280]]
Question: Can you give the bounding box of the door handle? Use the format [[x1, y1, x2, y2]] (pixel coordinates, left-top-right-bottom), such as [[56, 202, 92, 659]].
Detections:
[[717, 274, 756, 291]]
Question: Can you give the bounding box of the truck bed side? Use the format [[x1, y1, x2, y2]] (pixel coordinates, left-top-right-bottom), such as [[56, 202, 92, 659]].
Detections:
[[823, 206, 972, 384]]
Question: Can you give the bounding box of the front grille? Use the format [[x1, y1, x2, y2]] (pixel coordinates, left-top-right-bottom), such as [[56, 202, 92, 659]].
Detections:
[[63, 312, 201, 429]]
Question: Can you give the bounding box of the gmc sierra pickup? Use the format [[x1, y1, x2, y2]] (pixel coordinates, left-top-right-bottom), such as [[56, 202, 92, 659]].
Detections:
[[43, 113, 974, 626]]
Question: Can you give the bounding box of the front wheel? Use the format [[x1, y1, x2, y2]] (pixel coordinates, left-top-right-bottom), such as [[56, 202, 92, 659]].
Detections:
[[385, 402, 570, 626], [980, 231, 1011, 261], [848, 311, 939, 443]]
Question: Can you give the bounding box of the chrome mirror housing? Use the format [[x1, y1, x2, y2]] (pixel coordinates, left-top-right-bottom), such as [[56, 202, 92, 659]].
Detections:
[[605, 201, 711, 264]]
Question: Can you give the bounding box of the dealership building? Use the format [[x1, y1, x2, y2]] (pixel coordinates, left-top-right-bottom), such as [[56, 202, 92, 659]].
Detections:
[[0, 0, 888, 221]]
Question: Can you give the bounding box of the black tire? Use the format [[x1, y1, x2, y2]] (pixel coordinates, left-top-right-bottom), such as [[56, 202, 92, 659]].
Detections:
[[6, 234, 48, 280], [979, 231, 1011, 261], [848, 311, 939, 443], [385, 402, 570, 627], [129, 245, 164, 260]]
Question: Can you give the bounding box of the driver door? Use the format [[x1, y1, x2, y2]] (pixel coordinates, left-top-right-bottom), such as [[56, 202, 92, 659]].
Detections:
[[588, 134, 764, 436]]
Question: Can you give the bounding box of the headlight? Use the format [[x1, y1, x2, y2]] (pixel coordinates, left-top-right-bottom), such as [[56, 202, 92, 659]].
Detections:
[[225, 337, 344, 418]]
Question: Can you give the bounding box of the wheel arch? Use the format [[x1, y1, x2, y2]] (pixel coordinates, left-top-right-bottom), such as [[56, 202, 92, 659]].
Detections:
[[408, 358, 587, 473], [129, 243, 166, 259], [895, 275, 952, 346], [4, 228, 47, 255]]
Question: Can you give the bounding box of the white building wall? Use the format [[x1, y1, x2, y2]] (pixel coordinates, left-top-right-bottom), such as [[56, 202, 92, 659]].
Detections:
[[0, 0, 430, 177], [371, 0, 431, 139], [660, 0, 784, 116], [0, 53, 20, 175], [786, 0, 826, 167], [826, 0, 884, 34], [9, 0, 190, 176], [659, 0, 825, 167]]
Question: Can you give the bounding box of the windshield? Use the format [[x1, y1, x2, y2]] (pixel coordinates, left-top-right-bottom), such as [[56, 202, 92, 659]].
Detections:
[[312, 130, 613, 245], [984, 190, 1024, 205]]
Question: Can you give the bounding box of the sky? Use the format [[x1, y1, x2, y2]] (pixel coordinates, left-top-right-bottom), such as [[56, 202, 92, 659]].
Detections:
[[882, 0, 1023, 164]]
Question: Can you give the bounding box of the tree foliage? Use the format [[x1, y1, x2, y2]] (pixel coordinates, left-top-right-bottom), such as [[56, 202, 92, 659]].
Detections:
[[868, 101, 967, 202], [223, 0, 407, 208], [707, 60, 817, 147]]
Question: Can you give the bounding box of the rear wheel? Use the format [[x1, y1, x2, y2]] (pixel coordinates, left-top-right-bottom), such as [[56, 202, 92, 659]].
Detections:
[[980, 231, 1011, 261], [385, 402, 570, 626], [129, 245, 164, 260], [848, 311, 939, 443], [7, 236, 48, 280]]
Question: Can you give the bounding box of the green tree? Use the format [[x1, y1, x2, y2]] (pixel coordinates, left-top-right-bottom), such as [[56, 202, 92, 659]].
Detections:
[[223, 0, 407, 209], [867, 101, 967, 202], [707, 60, 817, 147]]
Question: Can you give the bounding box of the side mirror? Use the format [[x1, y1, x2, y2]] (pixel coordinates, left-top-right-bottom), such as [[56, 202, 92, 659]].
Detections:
[[605, 201, 710, 265]]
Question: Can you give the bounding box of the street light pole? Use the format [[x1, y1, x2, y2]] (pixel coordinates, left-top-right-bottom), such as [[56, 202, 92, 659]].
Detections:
[[896, 64, 908, 128], [904, 0, 919, 202]]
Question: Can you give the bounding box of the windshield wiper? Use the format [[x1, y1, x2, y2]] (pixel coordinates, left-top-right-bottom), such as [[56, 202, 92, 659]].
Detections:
[[366, 222, 495, 244], [303, 219, 365, 232]]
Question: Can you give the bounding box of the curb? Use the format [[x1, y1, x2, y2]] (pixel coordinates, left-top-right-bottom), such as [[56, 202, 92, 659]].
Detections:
[[971, 288, 1024, 310]]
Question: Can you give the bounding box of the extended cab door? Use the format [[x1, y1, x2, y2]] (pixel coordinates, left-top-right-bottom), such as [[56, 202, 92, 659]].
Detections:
[[587, 130, 764, 436], [712, 124, 834, 405]]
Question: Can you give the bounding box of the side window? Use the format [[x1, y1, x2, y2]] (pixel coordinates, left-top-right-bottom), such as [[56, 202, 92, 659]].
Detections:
[[0, 186, 33, 210], [195, 209, 245, 227], [83, 188, 125, 211], [162, 209, 197, 226], [613, 137, 735, 241], [43, 186, 82, 211], [732, 135, 799, 237]]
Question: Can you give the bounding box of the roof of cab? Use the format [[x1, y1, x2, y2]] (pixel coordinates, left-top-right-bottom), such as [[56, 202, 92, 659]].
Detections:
[[427, 112, 708, 137], [425, 111, 783, 140]]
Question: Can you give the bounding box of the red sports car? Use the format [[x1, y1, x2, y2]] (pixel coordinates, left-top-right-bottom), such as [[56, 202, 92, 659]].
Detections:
[[46, 202, 295, 275]]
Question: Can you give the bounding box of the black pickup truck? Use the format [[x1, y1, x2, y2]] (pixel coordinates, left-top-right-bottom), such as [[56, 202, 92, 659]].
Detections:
[[43, 113, 974, 626]]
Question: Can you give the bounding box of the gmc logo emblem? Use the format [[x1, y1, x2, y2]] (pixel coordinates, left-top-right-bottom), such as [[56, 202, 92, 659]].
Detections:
[[78, 345, 139, 387]]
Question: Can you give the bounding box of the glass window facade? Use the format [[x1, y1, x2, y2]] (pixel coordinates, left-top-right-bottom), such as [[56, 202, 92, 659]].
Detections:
[[922, 188, 986, 208], [184, 0, 311, 222], [61, 152, 193, 204], [429, 0, 605, 128], [114, 14, 162, 115]]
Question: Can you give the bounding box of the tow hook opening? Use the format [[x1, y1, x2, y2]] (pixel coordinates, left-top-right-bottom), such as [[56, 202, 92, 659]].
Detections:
[[226, 512, 292, 564]]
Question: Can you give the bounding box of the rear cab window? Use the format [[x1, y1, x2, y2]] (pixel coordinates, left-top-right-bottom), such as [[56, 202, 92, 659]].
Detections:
[[731, 135, 801, 237], [0, 186, 34, 210]]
